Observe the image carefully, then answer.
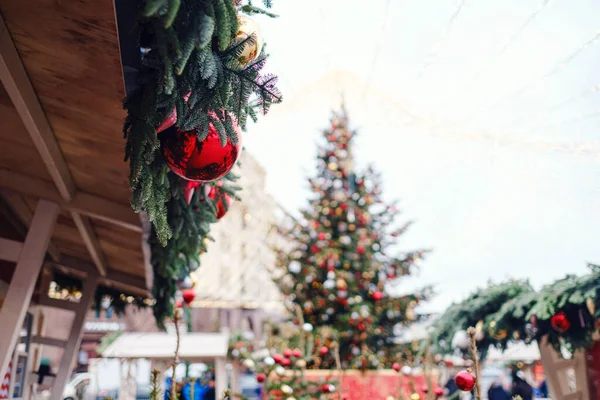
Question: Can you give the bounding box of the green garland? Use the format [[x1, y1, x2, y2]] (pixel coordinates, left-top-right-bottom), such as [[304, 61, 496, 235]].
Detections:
[[431, 264, 600, 358], [123, 0, 281, 323]]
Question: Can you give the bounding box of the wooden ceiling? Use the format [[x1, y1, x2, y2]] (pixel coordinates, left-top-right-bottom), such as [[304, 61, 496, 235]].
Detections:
[[0, 0, 151, 295]]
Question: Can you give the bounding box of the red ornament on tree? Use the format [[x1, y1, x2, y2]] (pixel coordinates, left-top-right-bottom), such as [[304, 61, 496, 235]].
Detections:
[[319, 346, 329, 355], [292, 349, 302, 358], [357, 246, 365, 255], [318, 232, 327, 240], [273, 354, 283, 364], [156, 92, 191, 133], [208, 185, 232, 220], [321, 384, 335, 393], [392, 362, 400, 372], [311, 245, 319, 253], [551, 311, 571, 332], [455, 370, 475, 391], [159, 115, 242, 182], [372, 291, 384, 301], [422, 385, 429, 393], [281, 358, 291, 367], [176, 300, 183, 308], [256, 373, 266, 383], [182, 289, 195, 305], [434, 387, 444, 396], [182, 181, 202, 204]]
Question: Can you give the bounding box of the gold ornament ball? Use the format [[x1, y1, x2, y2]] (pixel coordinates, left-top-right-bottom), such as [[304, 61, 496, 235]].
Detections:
[[410, 394, 421, 400], [236, 15, 263, 65]]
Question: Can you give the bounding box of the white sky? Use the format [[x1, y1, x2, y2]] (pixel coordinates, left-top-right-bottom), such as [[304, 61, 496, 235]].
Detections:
[[242, 0, 600, 312]]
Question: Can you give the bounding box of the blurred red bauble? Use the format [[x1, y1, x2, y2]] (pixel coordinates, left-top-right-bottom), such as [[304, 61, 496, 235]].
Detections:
[[284, 349, 292, 358], [358, 323, 365, 331], [455, 370, 475, 391], [372, 291, 384, 301], [156, 92, 191, 133], [182, 289, 195, 305], [159, 117, 241, 182], [434, 387, 444, 396], [281, 358, 291, 367], [273, 354, 283, 363], [292, 349, 302, 358], [207, 186, 232, 220], [357, 246, 365, 255], [392, 362, 400, 372], [551, 311, 571, 332], [256, 373, 265, 383], [176, 299, 183, 308], [321, 384, 335, 393], [182, 181, 201, 204], [311, 245, 319, 253], [422, 385, 429, 393], [319, 346, 329, 355], [318, 232, 327, 240]]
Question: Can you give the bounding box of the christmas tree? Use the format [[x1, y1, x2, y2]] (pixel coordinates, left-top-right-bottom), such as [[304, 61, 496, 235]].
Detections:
[[276, 107, 431, 370]]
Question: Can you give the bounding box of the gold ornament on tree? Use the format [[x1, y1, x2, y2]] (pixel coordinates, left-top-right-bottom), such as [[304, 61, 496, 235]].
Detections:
[[236, 15, 263, 65]]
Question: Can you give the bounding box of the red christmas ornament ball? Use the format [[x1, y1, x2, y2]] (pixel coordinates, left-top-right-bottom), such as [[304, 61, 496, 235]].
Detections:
[[318, 232, 327, 240], [156, 92, 191, 134], [182, 289, 196, 305], [321, 384, 335, 393], [357, 246, 365, 255], [455, 370, 475, 392], [392, 362, 400, 372], [176, 300, 183, 308], [207, 186, 232, 220], [281, 358, 291, 367], [159, 117, 241, 182], [434, 387, 444, 396], [292, 349, 302, 358], [422, 385, 429, 393], [319, 346, 329, 355], [372, 291, 384, 301], [310, 245, 319, 253], [551, 311, 571, 332], [283, 349, 292, 358], [273, 354, 283, 363], [256, 373, 266, 383]]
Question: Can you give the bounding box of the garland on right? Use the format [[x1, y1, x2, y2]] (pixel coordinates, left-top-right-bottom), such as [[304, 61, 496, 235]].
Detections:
[[430, 263, 600, 357]]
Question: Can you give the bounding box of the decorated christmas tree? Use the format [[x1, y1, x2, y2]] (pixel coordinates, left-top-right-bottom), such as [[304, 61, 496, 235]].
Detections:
[[276, 107, 432, 370]]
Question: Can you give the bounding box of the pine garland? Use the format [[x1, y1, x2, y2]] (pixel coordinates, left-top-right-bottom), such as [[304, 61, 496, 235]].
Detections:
[[123, 0, 281, 323], [431, 264, 600, 357]]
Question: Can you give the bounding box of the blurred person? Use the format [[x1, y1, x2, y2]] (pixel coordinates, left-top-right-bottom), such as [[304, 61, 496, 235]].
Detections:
[[204, 375, 216, 400], [488, 376, 510, 400], [512, 371, 533, 400]]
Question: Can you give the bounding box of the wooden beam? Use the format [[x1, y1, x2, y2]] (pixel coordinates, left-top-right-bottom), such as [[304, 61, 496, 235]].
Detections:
[[0, 200, 59, 380], [1, 191, 61, 262], [71, 212, 107, 276], [31, 335, 67, 348], [50, 275, 98, 400], [0, 238, 23, 262], [37, 297, 79, 312], [0, 16, 75, 201], [0, 170, 141, 233], [52, 255, 150, 296]]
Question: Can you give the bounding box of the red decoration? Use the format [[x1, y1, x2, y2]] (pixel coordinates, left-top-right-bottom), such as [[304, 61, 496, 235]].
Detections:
[[422, 385, 429, 393], [156, 92, 191, 133], [159, 115, 241, 182], [256, 373, 265, 383], [322, 384, 335, 393], [372, 291, 384, 301], [281, 358, 291, 367], [208, 186, 232, 220], [357, 246, 365, 255], [284, 349, 292, 358], [455, 370, 475, 391], [434, 387, 444, 396], [273, 354, 283, 364], [176, 300, 183, 308], [311, 245, 319, 253], [392, 363, 400, 372], [319, 346, 329, 355], [318, 232, 327, 240], [292, 349, 302, 358], [551, 311, 571, 332], [182, 289, 195, 305]]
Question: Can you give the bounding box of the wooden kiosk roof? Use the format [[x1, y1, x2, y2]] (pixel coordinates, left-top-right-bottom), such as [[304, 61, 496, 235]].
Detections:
[[0, 0, 152, 296]]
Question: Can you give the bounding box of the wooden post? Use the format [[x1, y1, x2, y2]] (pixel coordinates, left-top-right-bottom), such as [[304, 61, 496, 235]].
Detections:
[[0, 200, 59, 379], [50, 273, 98, 400], [215, 357, 227, 399]]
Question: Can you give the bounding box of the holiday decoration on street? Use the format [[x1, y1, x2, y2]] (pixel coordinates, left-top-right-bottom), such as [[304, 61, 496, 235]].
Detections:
[[430, 264, 600, 357], [274, 107, 431, 369], [208, 185, 233, 220], [182, 289, 195, 305], [159, 118, 242, 182], [123, 0, 282, 323]]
